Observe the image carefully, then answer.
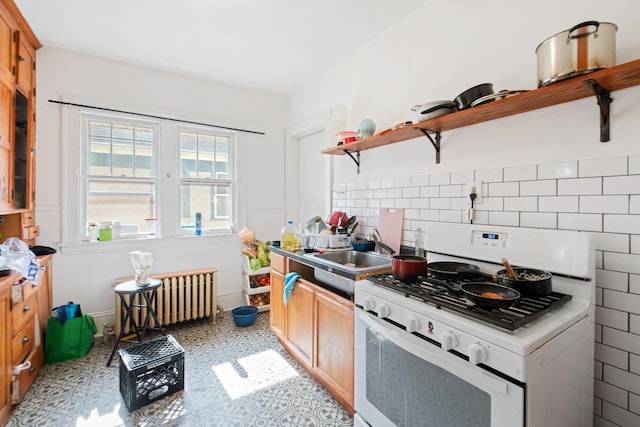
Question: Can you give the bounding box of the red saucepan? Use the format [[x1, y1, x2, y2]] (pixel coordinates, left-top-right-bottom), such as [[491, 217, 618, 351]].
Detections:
[[377, 241, 428, 282]]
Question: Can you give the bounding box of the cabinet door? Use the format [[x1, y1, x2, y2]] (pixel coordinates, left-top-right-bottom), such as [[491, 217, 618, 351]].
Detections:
[[0, 287, 11, 424], [284, 278, 314, 364], [314, 287, 354, 406], [35, 256, 52, 339], [269, 270, 285, 338], [0, 11, 14, 83], [16, 36, 34, 93], [0, 79, 11, 210]]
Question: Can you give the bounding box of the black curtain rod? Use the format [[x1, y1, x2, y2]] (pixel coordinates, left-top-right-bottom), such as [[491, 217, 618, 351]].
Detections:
[[48, 99, 266, 135]]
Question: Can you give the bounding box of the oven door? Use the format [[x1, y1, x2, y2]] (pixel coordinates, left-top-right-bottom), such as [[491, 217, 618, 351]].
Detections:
[[354, 309, 525, 427]]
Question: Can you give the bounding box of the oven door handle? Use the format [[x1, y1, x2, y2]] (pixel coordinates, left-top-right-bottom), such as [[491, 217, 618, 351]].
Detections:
[[357, 309, 508, 396]]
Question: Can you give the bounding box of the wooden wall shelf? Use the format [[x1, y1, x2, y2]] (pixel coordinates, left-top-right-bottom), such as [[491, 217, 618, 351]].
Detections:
[[322, 59, 640, 170]]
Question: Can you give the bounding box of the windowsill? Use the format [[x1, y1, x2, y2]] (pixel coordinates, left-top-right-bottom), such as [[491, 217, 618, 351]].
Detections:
[[59, 233, 240, 256]]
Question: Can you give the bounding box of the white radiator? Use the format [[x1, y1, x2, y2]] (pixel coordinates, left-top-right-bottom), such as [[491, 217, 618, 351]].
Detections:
[[114, 268, 219, 336]]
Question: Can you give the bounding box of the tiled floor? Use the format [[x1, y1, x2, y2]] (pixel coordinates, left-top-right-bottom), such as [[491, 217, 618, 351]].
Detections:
[[7, 312, 354, 426]]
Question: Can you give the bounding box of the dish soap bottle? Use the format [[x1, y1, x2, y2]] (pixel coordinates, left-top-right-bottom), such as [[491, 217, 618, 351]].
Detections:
[[414, 227, 425, 257], [281, 220, 297, 251]]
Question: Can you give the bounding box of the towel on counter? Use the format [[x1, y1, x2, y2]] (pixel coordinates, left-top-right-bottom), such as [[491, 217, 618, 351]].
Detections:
[[284, 272, 301, 305]]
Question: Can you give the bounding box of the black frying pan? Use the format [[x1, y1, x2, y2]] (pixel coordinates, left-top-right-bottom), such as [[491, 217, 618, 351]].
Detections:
[[427, 262, 497, 282], [424, 277, 520, 309]]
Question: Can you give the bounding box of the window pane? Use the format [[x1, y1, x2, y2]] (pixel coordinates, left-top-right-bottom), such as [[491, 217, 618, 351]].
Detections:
[[180, 183, 231, 230], [88, 180, 155, 234], [179, 131, 197, 178], [215, 136, 230, 179], [88, 120, 155, 177], [198, 134, 215, 179]]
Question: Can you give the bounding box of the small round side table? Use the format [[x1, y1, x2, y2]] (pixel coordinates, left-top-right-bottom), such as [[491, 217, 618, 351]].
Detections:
[[107, 278, 166, 367]]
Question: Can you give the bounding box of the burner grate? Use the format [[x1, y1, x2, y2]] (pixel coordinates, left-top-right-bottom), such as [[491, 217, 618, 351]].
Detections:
[[367, 273, 572, 331]]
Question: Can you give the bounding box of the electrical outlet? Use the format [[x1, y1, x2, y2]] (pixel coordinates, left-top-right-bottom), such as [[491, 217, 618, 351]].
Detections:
[[465, 181, 482, 204]]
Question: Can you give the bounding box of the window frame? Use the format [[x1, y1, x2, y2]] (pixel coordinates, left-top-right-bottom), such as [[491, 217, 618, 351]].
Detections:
[[176, 125, 236, 235], [81, 112, 160, 239]]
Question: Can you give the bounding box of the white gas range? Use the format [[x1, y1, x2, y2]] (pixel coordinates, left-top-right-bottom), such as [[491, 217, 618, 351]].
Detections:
[[354, 222, 595, 427]]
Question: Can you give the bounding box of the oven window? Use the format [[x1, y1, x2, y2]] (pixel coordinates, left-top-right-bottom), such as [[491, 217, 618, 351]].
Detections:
[[365, 328, 490, 427]]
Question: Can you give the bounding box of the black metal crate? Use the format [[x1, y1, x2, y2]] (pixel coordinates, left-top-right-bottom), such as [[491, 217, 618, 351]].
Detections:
[[119, 334, 185, 411]]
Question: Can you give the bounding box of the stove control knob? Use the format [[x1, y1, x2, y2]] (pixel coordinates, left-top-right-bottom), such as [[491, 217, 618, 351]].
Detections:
[[377, 304, 390, 318], [406, 317, 419, 333], [441, 331, 458, 351], [468, 343, 487, 365], [362, 297, 375, 311]]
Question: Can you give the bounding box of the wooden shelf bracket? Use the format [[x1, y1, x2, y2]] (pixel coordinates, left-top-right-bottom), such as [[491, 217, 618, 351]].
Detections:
[[583, 78, 613, 142], [417, 128, 441, 163], [342, 148, 361, 174]]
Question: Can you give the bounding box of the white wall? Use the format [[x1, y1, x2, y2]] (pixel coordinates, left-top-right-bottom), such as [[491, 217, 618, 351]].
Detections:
[[34, 47, 288, 327], [288, 1, 640, 426]]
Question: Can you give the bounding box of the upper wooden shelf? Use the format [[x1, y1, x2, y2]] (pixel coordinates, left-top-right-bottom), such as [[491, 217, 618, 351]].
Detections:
[[322, 58, 640, 158]]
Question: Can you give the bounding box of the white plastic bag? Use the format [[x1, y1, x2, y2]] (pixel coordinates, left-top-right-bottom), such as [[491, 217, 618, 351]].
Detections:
[[0, 238, 37, 278]]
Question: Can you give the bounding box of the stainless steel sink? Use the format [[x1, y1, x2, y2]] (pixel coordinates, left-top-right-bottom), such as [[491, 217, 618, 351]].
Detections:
[[309, 250, 392, 272], [305, 250, 392, 295]]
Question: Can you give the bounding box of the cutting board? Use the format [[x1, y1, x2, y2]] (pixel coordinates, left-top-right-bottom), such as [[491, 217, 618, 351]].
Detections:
[[377, 208, 404, 255]]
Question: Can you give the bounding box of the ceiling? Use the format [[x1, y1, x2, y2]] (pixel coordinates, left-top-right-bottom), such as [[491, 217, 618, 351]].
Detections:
[[15, 0, 428, 95]]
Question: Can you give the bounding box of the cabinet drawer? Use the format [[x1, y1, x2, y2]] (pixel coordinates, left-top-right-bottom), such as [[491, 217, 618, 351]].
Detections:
[[22, 210, 35, 227], [271, 252, 287, 274], [11, 344, 43, 404], [12, 290, 36, 334], [23, 225, 39, 240], [12, 317, 35, 364]]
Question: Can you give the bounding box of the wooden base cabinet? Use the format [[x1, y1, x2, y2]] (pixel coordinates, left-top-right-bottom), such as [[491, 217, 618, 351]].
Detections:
[[0, 284, 11, 424], [269, 252, 355, 414]]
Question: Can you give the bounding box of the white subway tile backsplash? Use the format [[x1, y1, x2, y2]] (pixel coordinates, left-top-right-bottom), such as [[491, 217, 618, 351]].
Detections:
[[602, 327, 640, 362], [592, 232, 630, 253], [420, 186, 439, 197], [440, 184, 463, 197], [603, 364, 640, 397], [368, 198, 381, 208], [632, 314, 640, 335], [403, 187, 420, 198], [420, 210, 440, 221], [631, 235, 640, 254], [580, 156, 628, 177], [602, 402, 640, 427], [440, 210, 461, 223], [595, 362, 603, 381], [381, 178, 395, 189], [604, 215, 640, 234], [477, 197, 504, 211], [595, 343, 629, 370], [504, 164, 536, 182], [581, 195, 629, 214], [603, 289, 640, 315], [429, 172, 450, 186], [504, 197, 537, 212], [451, 197, 468, 210], [520, 212, 557, 229], [404, 208, 420, 220], [558, 213, 602, 231], [411, 198, 429, 209], [596, 324, 602, 342], [451, 169, 474, 184], [631, 353, 640, 375], [520, 179, 556, 196], [488, 211, 519, 226], [380, 199, 395, 208], [631, 196, 640, 214], [539, 196, 579, 212], [430, 198, 451, 210], [605, 252, 640, 276], [488, 182, 519, 197], [475, 168, 503, 183], [594, 414, 618, 427], [629, 393, 640, 417], [471, 210, 489, 225], [538, 160, 578, 179], [631, 275, 640, 295], [411, 175, 429, 187], [374, 189, 388, 199], [395, 176, 411, 188], [604, 175, 640, 195], [629, 155, 640, 174], [594, 379, 628, 408], [395, 198, 412, 209], [388, 188, 403, 198], [595, 305, 629, 331], [368, 180, 381, 190], [596, 269, 629, 292], [558, 177, 602, 195]]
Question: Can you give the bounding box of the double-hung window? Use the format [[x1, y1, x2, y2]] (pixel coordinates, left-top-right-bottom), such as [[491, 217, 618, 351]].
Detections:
[[83, 114, 158, 237], [179, 128, 233, 233]]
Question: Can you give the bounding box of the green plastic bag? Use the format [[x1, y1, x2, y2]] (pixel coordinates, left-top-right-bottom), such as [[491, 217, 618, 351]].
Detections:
[[45, 314, 97, 364]]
